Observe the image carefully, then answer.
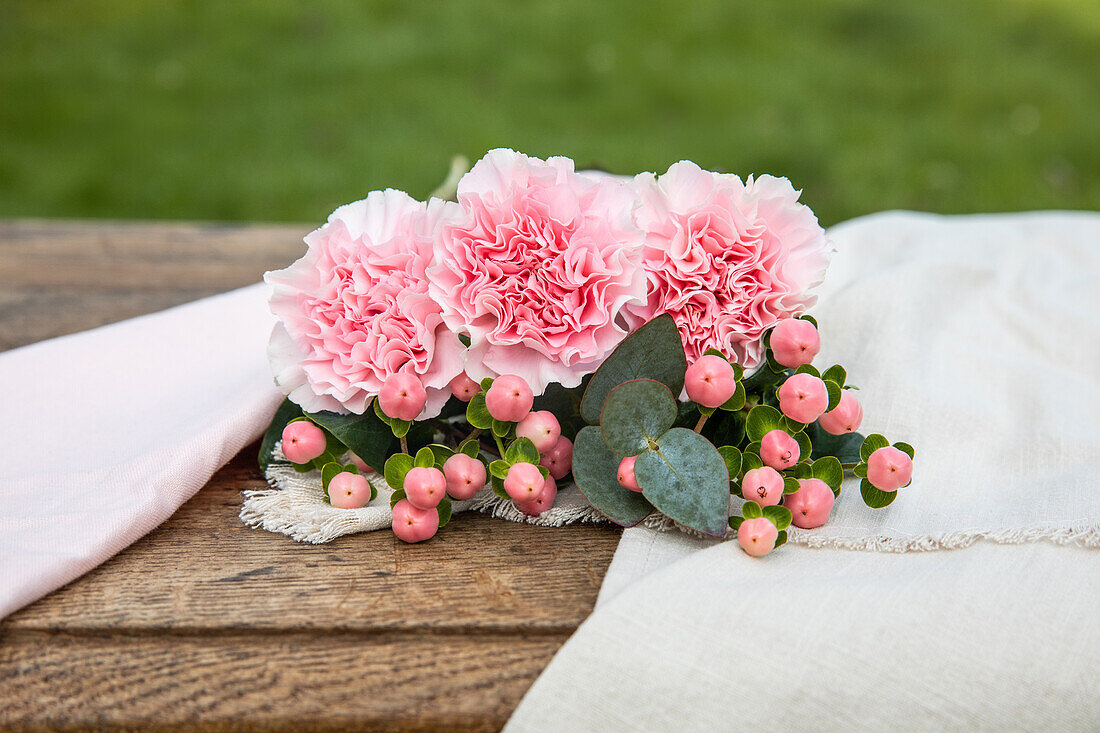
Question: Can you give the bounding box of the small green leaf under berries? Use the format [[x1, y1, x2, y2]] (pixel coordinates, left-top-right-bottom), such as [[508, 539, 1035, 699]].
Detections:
[[320, 462, 343, 492], [437, 498, 453, 528], [746, 405, 786, 442], [822, 364, 846, 387], [783, 476, 801, 494], [491, 474, 509, 499], [414, 446, 435, 469], [466, 392, 493, 430], [854, 462, 868, 478], [600, 378, 678, 457], [718, 445, 743, 480], [505, 437, 540, 465], [825, 380, 843, 411], [729, 515, 744, 531], [775, 530, 788, 548], [389, 488, 406, 509], [794, 364, 821, 378], [894, 441, 916, 459], [811, 456, 844, 490], [742, 500, 763, 519], [762, 504, 792, 531], [384, 453, 414, 491], [292, 461, 315, 474], [860, 478, 898, 508], [480, 377, 494, 391], [792, 431, 812, 462], [719, 382, 747, 412], [860, 434, 890, 462], [798, 314, 818, 327], [742, 451, 764, 473], [458, 439, 480, 458], [489, 460, 510, 479], [491, 418, 512, 438]]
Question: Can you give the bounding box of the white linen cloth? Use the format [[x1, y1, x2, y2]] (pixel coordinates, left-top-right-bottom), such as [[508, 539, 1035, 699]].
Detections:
[[0, 285, 282, 619], [505, 211, 1100, 731]]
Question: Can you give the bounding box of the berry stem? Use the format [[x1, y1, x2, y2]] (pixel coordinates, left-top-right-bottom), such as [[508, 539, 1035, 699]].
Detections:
[[493, 433, 506, 457], [694, 413, 709, 434], [400, 435, 408, 454]]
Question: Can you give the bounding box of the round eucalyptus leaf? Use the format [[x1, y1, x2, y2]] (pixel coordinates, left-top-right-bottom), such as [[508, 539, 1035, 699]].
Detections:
[[572, 426, 654, 527], [636, 427, 730, 537], [600, 379, 678, 457]]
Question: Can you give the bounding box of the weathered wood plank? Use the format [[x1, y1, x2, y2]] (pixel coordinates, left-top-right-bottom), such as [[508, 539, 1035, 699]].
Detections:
[[0, 630, 564, 732], [3, 445, 621, 633]]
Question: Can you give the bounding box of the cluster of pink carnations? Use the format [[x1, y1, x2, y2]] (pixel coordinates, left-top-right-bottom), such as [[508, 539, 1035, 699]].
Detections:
[[263, 149, 912, 555]]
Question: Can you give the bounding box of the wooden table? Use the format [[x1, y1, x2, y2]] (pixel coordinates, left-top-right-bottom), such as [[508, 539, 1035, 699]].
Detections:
[[0, 220, 622, 731]]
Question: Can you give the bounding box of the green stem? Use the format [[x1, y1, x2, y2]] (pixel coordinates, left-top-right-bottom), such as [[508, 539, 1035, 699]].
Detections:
[[493, 433, 506, 457], [466, 427, 482, 443], [694, 413, 710, 434], [399, 435, 408, 454], [429, 155, 470, 201]]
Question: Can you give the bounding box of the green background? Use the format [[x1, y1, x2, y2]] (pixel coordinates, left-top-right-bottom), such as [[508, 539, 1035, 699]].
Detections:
[[2, 0, 1097, 226]]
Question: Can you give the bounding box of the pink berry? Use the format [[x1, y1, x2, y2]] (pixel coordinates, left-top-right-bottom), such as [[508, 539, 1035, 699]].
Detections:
[[442, 453, 487, 500], [817, 391, 863, 435], [516, 475, 558, 516], [504, 462, 544, 503], [741, 466, 784, 506], [449, 372, 481, 402], [403, 466, 447, 509], [784, 478, 835, 529], [484, 374, 534, 422], [378, 373, 427, 421], [770, 318, 820, 368], [328, 472, 372, 509], [281, 420, 327, 464], [777, 373, 829, 424], [515, 410, 561, 453], [391, 499, 439, 543], [867, 446, 913, 492], [737, 516, 779, 557], [616, 455, 642, 492], [684, 354, 737, 408], [540, 436, 573, 480], [759, 429, 800, 470]]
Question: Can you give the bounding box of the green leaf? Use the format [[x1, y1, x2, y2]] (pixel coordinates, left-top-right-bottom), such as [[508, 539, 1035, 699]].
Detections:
[[489, 460, 511, 479], [822, 364, 846, 387], [258, 399, 304, 472], [306, 407, 395, 474], [458, 439, 480, 458], [792, 431, 812, 462], [775, 530, 788, 548], [600, 379, 678, 457], [742, 500, 763, 519], [854, 462, 868, 478], [861, 478, 898, 508], [790, 463, 812, 479], [389, 488, 406, 509], [860, 433, 890, 462], [437, 498, 453, 528], [742, 451, 763, 472], [390, 418, 412, 438], [479, 377, 495, 391], [783, 416, 805, 434], [718, 446, 743, 480], [342, 463, 360, 475], [427, 443, 455, 468], [783, 476, 801, 494], [466, 392, 493, 430], [384, 453, 414, 491], [491, 418, 512, 438], [762, 504, 792, 530], [320, 462, 343, 492], [719, 382, 747, 412], [794, 364, 821, 378], [292, 461, 315, 473], [729, 515, 744, 531], [825, 380, 843, 411], [799, 314, 818, 328], [505, 437, 540, 465], [811, 456, 844, 489], [490, 475, 509, 499], [580, 314, 687, 424], [703, 347, 728, 361], [636, 427, 730, 537], [413, 446, 435, 469], [894, 441, 916, 459], [746, 405, 786, 442], [808, 424, 865, 464], [572, 426, 654, 527]]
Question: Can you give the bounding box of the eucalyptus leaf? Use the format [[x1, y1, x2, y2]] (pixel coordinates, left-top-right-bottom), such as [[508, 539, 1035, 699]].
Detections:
[[746, 405, 785, 442], [636, 427, 730, 537], [505, 437, 540, 465], [861, 478, 898, 508], [762, 504, 792, 530], [580, 314, 687, 425], [306, 407, 394, 474], [572, 426, 654, 527], [258, 399, 304, 472], [466, 392, 493, 430], [860, 433, 890, 462], [384, 453, 414, 491], [600, 379, 678, 457]]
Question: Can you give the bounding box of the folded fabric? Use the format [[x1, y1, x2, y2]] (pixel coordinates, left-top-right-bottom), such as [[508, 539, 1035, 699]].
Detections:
[[0, 284, 282, 619], [506, 211, 1100, 730]]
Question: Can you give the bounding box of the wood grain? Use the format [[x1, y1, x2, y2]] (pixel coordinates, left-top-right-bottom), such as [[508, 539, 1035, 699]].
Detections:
[[0, 220, 622, 730]]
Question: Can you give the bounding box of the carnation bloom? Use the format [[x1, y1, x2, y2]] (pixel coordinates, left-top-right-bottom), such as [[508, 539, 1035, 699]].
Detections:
[[427, 149, 647, 394], [624, 161, 831, 368], [266, 189, 465, 417]]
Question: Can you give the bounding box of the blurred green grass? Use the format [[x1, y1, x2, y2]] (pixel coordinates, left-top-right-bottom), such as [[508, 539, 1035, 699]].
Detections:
[[1, 0, 1097, 226]]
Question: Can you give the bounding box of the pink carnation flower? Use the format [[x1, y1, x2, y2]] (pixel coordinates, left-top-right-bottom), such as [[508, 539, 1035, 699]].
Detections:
[[625, 161, 831, 368], [266, 189, 465, 417], [428, 149, 647, 393]]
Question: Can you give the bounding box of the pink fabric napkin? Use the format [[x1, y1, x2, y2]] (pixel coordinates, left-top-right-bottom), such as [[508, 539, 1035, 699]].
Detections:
[[0, 284, 281, 619]]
